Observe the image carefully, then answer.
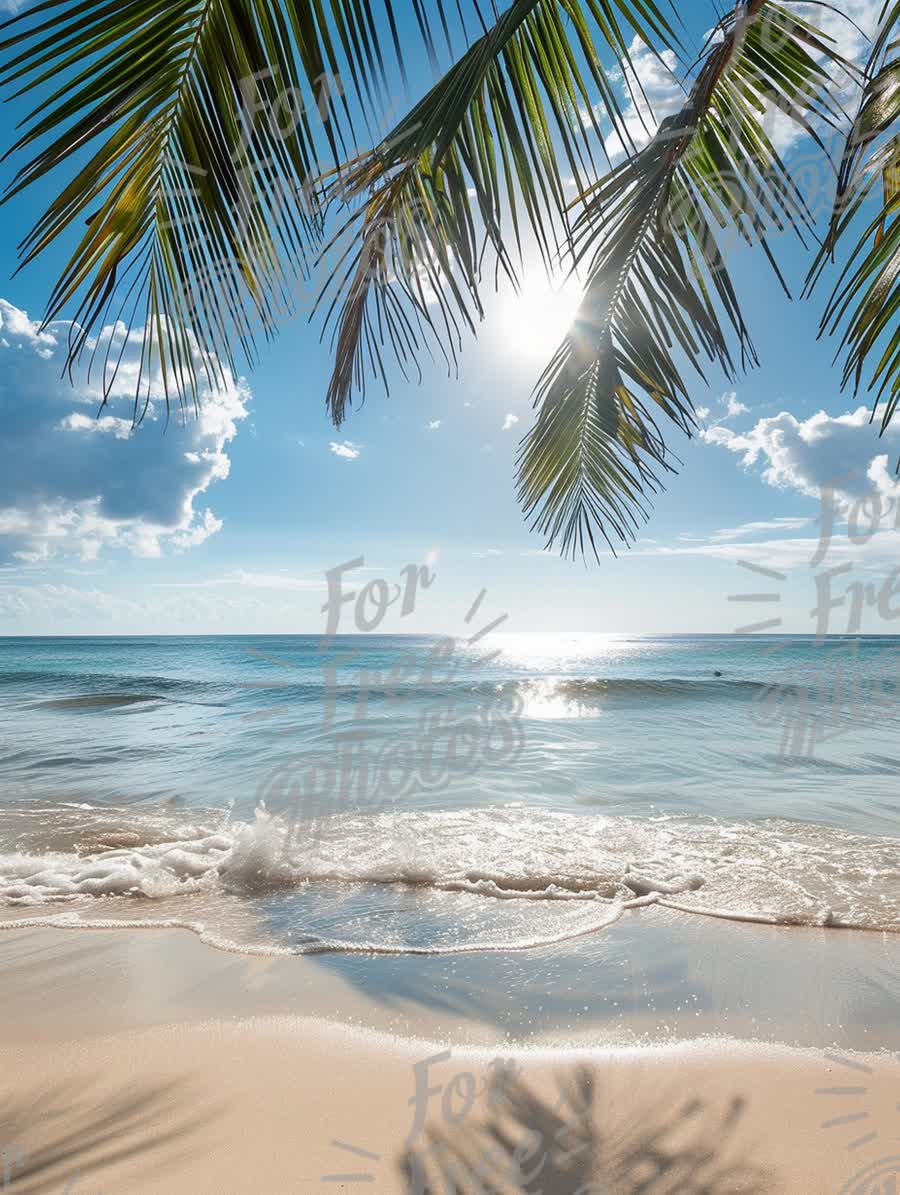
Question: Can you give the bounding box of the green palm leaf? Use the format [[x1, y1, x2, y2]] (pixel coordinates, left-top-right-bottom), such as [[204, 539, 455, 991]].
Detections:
[[518, 0, 853, 556], [0, 0, 414, 419], [809, 1, 900, 419]]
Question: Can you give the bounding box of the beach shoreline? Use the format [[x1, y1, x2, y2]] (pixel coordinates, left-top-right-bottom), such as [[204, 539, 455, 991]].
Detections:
[[1, 925, 898, 1193]]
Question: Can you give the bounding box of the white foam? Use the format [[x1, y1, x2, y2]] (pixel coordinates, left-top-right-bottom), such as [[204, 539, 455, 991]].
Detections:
[[0, 806, 897, 955]]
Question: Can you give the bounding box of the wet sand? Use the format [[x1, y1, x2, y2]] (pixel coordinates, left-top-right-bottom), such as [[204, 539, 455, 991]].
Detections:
[[1, 925, 899, 1192]]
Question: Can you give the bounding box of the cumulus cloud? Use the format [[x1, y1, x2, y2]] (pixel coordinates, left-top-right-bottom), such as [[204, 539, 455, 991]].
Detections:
[[502, 413, 520, 431], [751, 1, 884, 153], [694, 391, 749, 435], [329, 440, 360, 460], [601, 38, 684, 161], [0, 299, 248, 565], [791, 2, 884, 82], [701, 405, 900, 506], [427, 420, 441, 431], [721, 391, 749, 418], [601, 6, 883, 166]]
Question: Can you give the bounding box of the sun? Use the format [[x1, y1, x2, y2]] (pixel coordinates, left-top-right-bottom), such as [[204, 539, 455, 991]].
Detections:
[[492, 277, 582, 367]]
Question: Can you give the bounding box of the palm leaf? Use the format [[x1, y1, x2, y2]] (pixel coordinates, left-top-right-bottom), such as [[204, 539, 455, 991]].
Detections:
[[808, 1, 900, 419], [518, 0, 854, 557], [315, 0, 683, 424], [0, 0, 429, 420]]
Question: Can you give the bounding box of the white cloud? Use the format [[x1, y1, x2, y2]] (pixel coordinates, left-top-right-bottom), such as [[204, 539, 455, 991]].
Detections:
[[759, 1, 884, 152], [151, 570, 324, 591], [721, 391, 749, 418], [790, 1, 884, 75], [329, 440, 360, 460], [695, 406, 711, 421], [599, 7, 884, 168], [602, 39, 684, 161], [702, 405, 900, 506], [710, 517, 811, 541], [171, 510, 224, 550], [502, 413, 520, 431], [232, 571, 325, 591], [0, 300, 248, 565], [687, 4, 885, 158], [60, 412, 133, 440], [0, 300, 56, 356], [636, 528, 900, 571], [473, 548, 503, 558], [427, 420, 441, 431]]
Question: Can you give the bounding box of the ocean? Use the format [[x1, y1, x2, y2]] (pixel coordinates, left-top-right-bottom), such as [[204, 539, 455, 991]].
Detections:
[[1, 633, 898, 960]]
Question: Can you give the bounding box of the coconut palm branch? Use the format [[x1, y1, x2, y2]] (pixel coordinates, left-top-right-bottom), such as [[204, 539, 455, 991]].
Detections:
[[516, 0, 853, 556], [315, 0, 683, 424], [0, 0, 438, 419], [809, 1, 899, 421], [0, 0, 680, 425]]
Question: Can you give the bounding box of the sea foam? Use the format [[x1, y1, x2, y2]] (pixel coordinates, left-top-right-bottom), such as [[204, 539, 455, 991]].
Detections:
[[0, 805, 897, 956]]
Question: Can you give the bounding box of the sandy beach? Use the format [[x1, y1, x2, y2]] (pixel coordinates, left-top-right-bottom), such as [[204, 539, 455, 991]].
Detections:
[[1, 925, 897, 1193]]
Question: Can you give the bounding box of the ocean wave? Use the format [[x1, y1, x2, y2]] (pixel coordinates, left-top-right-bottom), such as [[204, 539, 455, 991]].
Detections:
[[32, 693, 227, 710], [550, 677, 770, 702], [0, 806, 897, 956], [5, 669, 878, 730]]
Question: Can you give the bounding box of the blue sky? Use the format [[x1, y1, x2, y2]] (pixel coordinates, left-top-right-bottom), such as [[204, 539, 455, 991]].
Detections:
[[0, 0, 897, 636]]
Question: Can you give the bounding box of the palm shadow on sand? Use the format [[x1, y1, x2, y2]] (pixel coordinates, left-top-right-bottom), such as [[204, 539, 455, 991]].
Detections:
[[0, 1078, 217, 1193], [400, 1063, 771, 1194]]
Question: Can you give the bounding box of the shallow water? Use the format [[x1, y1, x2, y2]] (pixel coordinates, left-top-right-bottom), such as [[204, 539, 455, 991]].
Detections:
[[1, 633, 898, 957]]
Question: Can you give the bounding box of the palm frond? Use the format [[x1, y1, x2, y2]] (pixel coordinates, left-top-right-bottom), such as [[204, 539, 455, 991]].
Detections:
[[0, 0, 423, 420], [809, 1, 900, 419], [517, 0, 854, 557], [315, 0, 684, 424]]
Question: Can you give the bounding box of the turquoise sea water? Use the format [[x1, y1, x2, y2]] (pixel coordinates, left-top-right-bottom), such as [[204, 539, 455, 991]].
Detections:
[[0, 633, 898, 957]]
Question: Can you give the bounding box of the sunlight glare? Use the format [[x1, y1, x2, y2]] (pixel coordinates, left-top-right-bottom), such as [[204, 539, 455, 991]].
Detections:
[[493, 278, 581, 366]]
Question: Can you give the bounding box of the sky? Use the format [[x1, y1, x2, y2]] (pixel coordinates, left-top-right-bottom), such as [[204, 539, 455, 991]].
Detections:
[[0, 0, 897, 637]]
